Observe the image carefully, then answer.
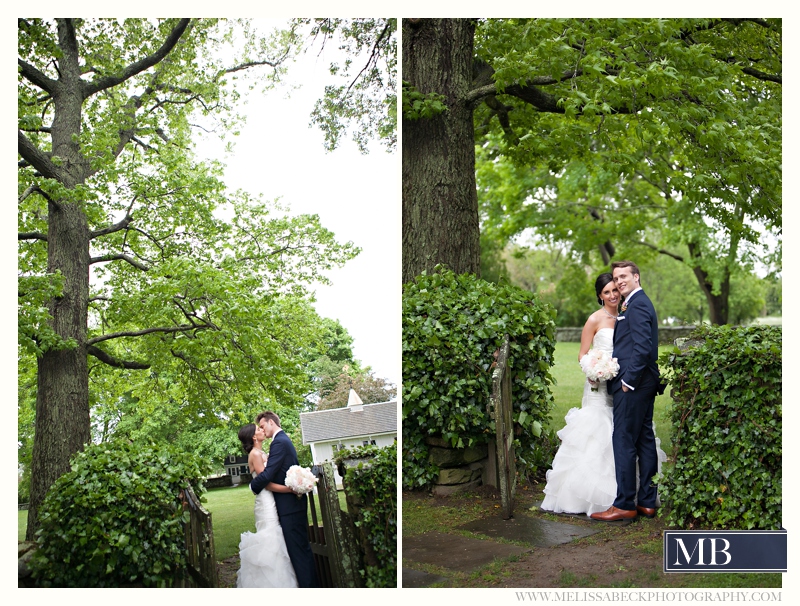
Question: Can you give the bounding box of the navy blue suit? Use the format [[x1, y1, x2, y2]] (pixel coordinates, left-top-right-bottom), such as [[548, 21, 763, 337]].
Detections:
[[607, 289, 660, 511], [250, 430, 319, 587]]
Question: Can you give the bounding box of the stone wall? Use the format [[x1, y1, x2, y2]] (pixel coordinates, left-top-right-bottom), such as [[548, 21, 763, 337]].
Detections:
[[556, 325, 697, 345], [425, 437, 489, 496], [18, 542, 36, 587]]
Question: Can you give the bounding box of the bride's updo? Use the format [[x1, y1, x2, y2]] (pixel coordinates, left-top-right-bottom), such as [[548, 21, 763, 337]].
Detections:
[[238, 423, 257, 454], [595, 273, 614, 306]]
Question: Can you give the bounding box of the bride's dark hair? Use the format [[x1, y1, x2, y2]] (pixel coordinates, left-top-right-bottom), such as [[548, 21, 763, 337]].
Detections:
[[595, 273, 615, 306], [238, 423, 257, 454]]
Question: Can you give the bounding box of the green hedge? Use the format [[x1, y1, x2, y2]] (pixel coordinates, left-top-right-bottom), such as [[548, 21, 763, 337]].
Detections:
[[30, 441, 210, 587], [402, 267, 558, 489], [337, 443, 397, 588], [658, 325, 781, 529]]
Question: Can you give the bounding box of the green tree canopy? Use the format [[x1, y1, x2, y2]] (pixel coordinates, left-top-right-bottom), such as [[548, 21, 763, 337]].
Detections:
[[402, 18, 781, 325], [290, 18, 397, 153], [316, 369, 397, 411], [473, 18, 781, 324]]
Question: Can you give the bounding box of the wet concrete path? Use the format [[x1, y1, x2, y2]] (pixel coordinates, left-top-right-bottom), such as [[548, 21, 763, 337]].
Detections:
[[402, 507, 602, 588]]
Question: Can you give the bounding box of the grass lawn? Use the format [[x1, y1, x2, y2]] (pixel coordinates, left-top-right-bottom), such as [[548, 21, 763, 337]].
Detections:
[[202, 484, 348, 561], [550, 341, 674, 450], [18, 484, 348, 563]]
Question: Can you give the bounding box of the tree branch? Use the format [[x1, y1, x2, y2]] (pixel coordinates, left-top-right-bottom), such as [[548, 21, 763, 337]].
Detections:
[[19, 231, 48, 241], [682, 19, 782, 85], [342, 21, 393, 100], [19, 184, 39, 204], [89, 253, 150, 271], [88, 323, 210, 345], [466, 83, 500, 105], [170, 348, 218, 395], [83, 19, 192, 97], [720, 18, 774, 30], [87, 345, 150, 369], [636, 240, 685, 262], [90, 197, 137, 239], [480, 78, 624, 114], [18, 130, 63, 180], [17, 58, 57, 94], [226, 59, 284, 74], [89, 215, 133, 240], [740, 65, 781, 84]]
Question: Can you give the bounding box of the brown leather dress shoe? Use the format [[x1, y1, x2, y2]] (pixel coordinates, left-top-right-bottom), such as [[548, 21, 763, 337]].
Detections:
[[590, 506, 638, 521], [636, 506, 657, 518]]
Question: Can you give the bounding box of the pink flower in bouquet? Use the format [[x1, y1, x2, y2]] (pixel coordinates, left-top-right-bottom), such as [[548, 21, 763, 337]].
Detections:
[[579, 349, 620, 391]]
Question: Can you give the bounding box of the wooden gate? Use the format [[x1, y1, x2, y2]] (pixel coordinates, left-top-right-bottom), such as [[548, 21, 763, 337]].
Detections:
[[306, 462, 361, 588], [490, 335, 516, 519], [181, 483, 219, 587]]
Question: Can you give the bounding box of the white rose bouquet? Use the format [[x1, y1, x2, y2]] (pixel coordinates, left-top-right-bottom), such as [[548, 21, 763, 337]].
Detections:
[[285, 465, 318, 496], [579, 349, 620, 391]]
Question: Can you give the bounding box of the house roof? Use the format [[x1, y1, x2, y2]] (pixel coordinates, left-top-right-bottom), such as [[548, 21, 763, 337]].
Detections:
[[300, 399, 397, 444], [225, 455, 249, 466]]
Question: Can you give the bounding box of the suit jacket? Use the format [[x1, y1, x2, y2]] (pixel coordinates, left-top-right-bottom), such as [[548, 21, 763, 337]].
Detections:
[[250, 430, 308, 517], [608, 289, 660, 394]]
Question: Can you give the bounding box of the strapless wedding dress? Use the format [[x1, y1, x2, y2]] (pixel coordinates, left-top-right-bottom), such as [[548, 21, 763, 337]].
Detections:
[[236, 458, 298, 587], [540, 327, 666, 515]]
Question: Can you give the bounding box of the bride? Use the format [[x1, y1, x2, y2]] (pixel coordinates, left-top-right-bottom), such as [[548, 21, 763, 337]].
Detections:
[[236, 423, 298, 588], [540, 273, 666, 516]]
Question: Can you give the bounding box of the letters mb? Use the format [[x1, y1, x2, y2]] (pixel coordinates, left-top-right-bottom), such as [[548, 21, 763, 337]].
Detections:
[[672, 537, 731, 566], [663, 530, 786, 573]]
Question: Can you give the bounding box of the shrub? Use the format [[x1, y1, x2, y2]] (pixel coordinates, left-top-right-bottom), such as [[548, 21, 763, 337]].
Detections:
[[658, 325, 781, 530], [29, 440, 211, 587], [336, 443, 397, 588], [403, 266, 558, 489]]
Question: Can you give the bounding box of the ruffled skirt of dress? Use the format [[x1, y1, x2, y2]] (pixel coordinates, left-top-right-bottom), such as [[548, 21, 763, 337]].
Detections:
[[540, 388, 617, 516], [540, 380, 667, 516], [236, 492, 298, 588]]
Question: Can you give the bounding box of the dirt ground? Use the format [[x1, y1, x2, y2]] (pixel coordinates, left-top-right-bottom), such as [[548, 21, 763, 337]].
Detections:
[[401, 485, 780, 589], [477, 528, 666, 588], [218, 556, 240, 588]]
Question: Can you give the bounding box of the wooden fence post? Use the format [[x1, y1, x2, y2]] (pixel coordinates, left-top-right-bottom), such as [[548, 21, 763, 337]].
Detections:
[[312, 462, 361, 587], [182, 484, 219, 587], [490, 335, 516, 519]]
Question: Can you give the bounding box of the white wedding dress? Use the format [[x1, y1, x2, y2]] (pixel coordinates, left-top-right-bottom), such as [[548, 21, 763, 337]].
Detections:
[[236, 450, 298, 588], [540, 327, 666, 516]]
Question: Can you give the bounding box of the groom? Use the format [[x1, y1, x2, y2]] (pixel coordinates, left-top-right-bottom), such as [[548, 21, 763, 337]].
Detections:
[[250, 411, 319, 587], [591, 261, 663, 522]]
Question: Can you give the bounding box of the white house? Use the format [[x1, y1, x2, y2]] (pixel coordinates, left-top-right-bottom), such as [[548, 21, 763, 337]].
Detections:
[[223, 454, 250, 485], [300, 390, 397, 487]]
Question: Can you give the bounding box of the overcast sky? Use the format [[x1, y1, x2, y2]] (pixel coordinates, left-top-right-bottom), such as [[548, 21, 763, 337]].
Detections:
[[194, 19, 400, 387]]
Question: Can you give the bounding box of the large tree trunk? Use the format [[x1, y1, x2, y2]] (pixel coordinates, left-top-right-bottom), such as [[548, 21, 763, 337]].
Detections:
[[402, 19, 480, 283], [688, 243, 730, 325], [26, 203, 90, 538], [25, 22, 92, 539], [693, 269, 730, 325]]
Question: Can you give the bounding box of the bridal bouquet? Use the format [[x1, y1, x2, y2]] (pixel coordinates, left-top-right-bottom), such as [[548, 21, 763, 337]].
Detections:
[[579, 349, 620, 391], [285, 465, 318, 496]]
